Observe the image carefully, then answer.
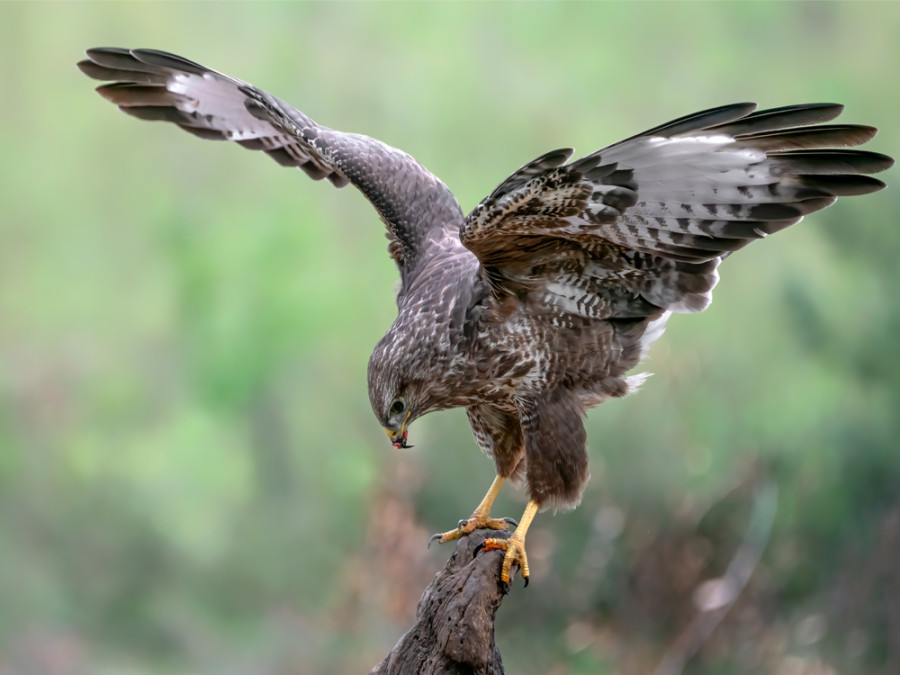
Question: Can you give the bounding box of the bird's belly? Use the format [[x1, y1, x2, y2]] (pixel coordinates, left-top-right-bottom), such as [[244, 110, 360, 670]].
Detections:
[[483, 314, 629, 397]]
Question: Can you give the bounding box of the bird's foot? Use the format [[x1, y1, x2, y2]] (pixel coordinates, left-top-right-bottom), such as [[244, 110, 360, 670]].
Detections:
[[427, 474, 513, 548], [474, 532, 530, 593], [472, 499, 539, 592], [428, 513, 517, 548]]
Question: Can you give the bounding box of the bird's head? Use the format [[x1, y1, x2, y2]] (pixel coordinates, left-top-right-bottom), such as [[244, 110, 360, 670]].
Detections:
[[367, 330, 443, 449]]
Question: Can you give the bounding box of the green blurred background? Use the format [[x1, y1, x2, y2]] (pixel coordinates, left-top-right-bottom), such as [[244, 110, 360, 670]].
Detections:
[[2, 2, 899, 673]]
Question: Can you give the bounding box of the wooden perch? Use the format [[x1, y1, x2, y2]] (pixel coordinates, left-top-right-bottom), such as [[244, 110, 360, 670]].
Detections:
[[371, 529, 513, 675]]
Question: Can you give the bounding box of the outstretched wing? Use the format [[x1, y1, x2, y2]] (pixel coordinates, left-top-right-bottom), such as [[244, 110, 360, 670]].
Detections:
[[461, 103, 892, 322], [78, 48, 463, 281]]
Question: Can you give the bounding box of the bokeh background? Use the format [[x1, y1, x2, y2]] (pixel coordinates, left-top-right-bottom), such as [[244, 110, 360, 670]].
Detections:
[[2, 2, 899, 674]]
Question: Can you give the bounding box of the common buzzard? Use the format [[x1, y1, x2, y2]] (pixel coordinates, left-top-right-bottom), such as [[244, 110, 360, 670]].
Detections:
[[79, 48, 893, 588]]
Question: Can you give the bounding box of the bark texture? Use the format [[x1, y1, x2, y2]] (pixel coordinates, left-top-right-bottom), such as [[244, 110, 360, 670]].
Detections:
[[371, 530, 511, 675]]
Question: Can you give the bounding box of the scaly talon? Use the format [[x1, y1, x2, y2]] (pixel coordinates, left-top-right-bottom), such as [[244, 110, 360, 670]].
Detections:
[[430, 512, 514, 545], [428, 475, 514, 546], [479, 534, 530, 584], [473, 500, 540, 587]]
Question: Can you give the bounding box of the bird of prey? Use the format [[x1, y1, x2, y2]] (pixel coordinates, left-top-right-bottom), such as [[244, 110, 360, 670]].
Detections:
[[79, 48, 892, 589]]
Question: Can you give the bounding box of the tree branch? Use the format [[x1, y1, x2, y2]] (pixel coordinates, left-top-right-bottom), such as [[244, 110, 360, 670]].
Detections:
[[371, 530, 512, 675]]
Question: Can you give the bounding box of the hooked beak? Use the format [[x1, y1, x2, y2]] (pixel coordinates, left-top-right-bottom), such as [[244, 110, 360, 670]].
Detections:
[[385, 411, 414, 449]]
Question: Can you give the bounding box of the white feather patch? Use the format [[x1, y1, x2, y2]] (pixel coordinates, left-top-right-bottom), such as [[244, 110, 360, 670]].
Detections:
[[638, 310, 672, 359]]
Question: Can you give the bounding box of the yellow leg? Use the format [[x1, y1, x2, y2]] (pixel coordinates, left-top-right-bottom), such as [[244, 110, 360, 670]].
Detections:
[[479, 500, 539, 587], [429, 475, 516, 547]]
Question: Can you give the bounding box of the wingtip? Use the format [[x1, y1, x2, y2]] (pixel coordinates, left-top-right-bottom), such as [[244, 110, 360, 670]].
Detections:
[[79, 48, 126, 77], [769, 102, 844, 116], [130, 48, 210, 76], [852, 149, 894, 174], [83, 46, 132, 62], [874, 151, 895, 173], [804, 174, 889, 196], [818, 102, 845, 116], [75, 58, 94, 76], [866, 177, 889, 193]]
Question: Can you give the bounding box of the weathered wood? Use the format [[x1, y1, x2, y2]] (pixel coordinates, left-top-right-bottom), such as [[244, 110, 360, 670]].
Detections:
[[371, 530, 513, 675]]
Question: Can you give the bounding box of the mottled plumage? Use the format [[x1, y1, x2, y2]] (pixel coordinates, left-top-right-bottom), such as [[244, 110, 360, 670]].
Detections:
[[79, 48, 893, 584]]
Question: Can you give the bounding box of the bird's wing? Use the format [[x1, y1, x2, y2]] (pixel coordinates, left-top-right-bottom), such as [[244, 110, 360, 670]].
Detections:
[[78, 48, 463, 280], [461, 103, 892, 322]]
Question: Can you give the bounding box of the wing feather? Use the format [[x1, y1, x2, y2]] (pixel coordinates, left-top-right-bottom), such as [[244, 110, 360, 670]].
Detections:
[[78, 47, 463, 278], [462, 103, 892, 320]]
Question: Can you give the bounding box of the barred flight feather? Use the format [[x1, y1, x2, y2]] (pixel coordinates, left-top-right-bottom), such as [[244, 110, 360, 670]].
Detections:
[[463, 102, 890, 323], [78, 47, 463, 276]]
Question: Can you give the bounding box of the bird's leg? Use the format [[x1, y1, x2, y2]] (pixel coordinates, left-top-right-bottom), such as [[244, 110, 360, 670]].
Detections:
[[476, 499, 539, 590], [428, 475, 517, 547]]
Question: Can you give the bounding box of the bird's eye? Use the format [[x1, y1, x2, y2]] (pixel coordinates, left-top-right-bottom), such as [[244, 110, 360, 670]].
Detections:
[[390, 399, 404, 415]]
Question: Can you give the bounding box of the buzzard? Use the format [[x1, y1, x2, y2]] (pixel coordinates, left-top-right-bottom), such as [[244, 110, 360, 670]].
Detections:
[[79, 48, 892, 588]]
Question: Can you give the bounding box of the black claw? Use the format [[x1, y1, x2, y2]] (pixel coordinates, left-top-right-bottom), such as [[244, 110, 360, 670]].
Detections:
[[427, 532, 442, 549], [502, 516, 518, 528], [523, 575, 529, 588], [473, 541, 486, 558], [457, 519, 468, 535], [500, 580, 511, 595]]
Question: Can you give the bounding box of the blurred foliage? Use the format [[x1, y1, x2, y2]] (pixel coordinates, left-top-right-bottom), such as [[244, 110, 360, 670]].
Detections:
[[1, 2, 899, 674]]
